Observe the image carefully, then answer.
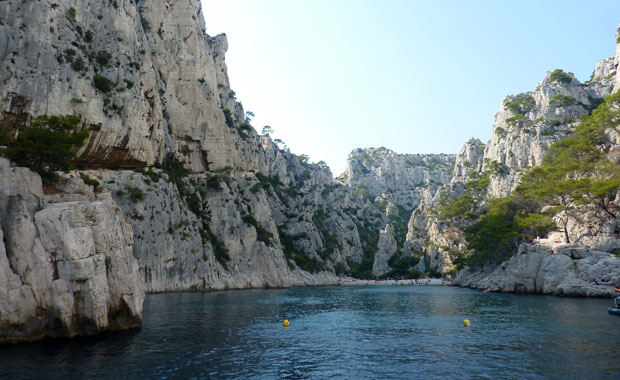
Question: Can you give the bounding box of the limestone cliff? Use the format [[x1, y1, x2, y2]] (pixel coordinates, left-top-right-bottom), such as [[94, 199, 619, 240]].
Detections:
[[0, 0, 262, 172], [405, 32, 620, 289], [482, 69, 611, 197], [371, 224, 398, 277], [2, 0, 620, 346], [453, 244, 620, 297], [343, 147, 455, 276], [0, 158, 143, 343], [0, 0, 388, 342], [344, 147, 455, 212], [86, 142, 385, 293]]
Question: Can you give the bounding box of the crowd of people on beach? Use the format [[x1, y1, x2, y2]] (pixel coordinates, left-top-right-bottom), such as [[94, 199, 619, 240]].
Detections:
[[340, 278, 450, 286]]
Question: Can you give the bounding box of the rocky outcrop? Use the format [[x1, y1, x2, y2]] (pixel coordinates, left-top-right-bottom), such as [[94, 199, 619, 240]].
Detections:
[[74, 134, 386, 293], [0, 158, 144, 343], [405, 38, 620, 278], [372, 225, 397, 277], [451, 138, 485, 184], [0, 0, 261, 172], [343, 147, 455, 276], [344, 147, 455, 211], [453, 244, 620, 297], [404, 182, 468, 275], [482, 69, 610, 197]]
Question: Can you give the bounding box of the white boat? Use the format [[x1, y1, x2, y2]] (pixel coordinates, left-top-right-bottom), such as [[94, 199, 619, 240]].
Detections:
[[608, 296, 620, 316]]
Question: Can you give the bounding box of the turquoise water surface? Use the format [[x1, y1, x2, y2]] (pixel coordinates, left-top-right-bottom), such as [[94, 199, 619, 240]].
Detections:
[[1, 285, 619, 379]]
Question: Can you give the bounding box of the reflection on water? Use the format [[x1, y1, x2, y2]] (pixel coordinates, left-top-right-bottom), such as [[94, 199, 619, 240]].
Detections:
[[1, 286, 619, 379]]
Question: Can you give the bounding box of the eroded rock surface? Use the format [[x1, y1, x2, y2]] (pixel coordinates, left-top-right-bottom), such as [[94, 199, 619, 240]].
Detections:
[[0, 158, 143, 343], [453, 244, 620, 297]]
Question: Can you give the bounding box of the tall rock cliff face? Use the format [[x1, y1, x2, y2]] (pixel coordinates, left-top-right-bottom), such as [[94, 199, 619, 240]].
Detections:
[[482, 69, 613, 197], [343, 147, 455, 276], [85, 143, 385, 293], [0, 158, 144, 343], [371, 225, 398, 277], [406, 37, 620, 279], [0, 0, 260, 172], [1, 0, 167, 167], [404, 182, 469, 275], [345, 148, 455, 212], [0, 0, 390, 341]]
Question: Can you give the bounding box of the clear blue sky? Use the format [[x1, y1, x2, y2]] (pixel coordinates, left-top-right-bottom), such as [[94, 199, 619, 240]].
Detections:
[[201, 0, 620, 176]]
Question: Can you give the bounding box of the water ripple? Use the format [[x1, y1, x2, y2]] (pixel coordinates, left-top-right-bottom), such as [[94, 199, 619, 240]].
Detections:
[[1, 286, 620, 379]]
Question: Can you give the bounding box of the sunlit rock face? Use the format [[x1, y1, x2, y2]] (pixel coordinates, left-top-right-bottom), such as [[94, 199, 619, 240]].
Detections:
[[2, 0, 620, 345], [0, 158, 144, 343], [372, 225, 398, 277], [89, 156, 385, 293], [345, 147, 455, 212], [482, 69, 613, 197], [343, 147, 456, 276], [0, 0, 394, 342], [453, 244, 620, 297], [0, 0, 269, 172], [405, 44, 620, 278]]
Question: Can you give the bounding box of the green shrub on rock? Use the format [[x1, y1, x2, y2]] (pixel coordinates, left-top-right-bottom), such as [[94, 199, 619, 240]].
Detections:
[[549, 94, 576, 107], [93, 74, 115, 93], [549, 69, 572, 85], [1, 115, 89, 180], [504, 93, 535, 115]]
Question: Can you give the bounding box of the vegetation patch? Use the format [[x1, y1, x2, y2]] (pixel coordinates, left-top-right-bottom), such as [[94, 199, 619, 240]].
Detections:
[[386, 253, 420, 279], [549, 94, 576, 107], [222, 108, 234, 128], [311, 208, 340, 258], [549, 69, 572, 85], [0, 115, 89, 181], [70, 57, 87, 72], [125, 185, 145, 202], [278, 227, 307, 259], [294, 252, 322, 273], [95, 51, 112, 67], [93, 74, 115, 93], [387, 206, 411, 248], [349, 222, 379, 279], [242, 214, 274, 246], [213, 239, 231, 269], [503, 93, 535, 115], [67, 7, 77, 22], [506, 115, 527, 128]]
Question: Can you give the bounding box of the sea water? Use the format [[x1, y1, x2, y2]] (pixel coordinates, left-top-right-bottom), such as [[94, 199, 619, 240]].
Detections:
[[1, 285, 619, 379]]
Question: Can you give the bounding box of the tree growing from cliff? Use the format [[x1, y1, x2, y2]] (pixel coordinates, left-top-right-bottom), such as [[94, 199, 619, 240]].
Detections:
[[298, 154, 310, 165], [549, 69, 572, 85], [463, 92, 620, 265], [437, 168, 491, 223], [464, 196, 554, 265], [515, 91, 620, 243], [2, 115, 89, 180], [516, 168, 578, 243]]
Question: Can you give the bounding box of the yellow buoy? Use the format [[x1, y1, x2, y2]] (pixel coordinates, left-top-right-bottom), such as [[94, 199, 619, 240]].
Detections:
[[283, 320, 290, 327], [463, 319, 471, 326]]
